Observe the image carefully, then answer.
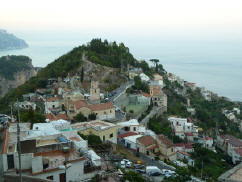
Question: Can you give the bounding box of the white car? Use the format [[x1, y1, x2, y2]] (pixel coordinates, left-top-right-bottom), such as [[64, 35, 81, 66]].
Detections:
[[126, 161, 132, 168], [120, 161, 125, 168]]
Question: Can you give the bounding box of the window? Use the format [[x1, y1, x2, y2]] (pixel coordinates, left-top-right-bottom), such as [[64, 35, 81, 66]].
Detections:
[[52, 105, 55, 108], [110, 110, 112, 113], [110, 133, 113, 138], [47, 176, 53, 180], [104, 111, 107, 114], [103, 135, 105, 141], [171, 148, 174, 152], [134, 127, 136, 131]]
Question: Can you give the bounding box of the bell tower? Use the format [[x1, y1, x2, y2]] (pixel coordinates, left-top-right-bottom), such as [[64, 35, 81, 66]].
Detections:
[[90, 80, 100, 103]]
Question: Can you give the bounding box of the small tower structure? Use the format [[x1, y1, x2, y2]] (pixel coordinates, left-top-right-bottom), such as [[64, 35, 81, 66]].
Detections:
[[90, 80, 100, 104]]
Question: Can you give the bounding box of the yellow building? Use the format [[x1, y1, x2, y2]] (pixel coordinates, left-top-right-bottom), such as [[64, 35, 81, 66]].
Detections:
[[72, 120, 117, 144], [156, 134, 177, 161]]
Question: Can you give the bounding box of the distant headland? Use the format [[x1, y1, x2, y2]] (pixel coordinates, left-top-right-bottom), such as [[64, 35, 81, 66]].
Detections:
[[0, 29, 28, 51]]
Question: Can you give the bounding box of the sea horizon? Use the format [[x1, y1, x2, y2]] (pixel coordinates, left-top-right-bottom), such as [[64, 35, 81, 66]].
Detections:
[[0, 36, 241, 102]]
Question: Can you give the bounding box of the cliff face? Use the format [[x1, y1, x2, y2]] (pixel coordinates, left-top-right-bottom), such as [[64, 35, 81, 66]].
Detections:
[[0, 56, 37, 97]]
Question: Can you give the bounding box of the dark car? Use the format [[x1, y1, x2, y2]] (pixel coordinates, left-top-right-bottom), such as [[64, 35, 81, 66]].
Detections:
[[149, 172, 162, 176], [134, 164, 145, 169], [135, 169, 146, 174]]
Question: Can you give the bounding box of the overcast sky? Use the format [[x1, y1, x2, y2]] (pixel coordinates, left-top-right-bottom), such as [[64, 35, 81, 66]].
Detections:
[[1, 0, 242, 38]]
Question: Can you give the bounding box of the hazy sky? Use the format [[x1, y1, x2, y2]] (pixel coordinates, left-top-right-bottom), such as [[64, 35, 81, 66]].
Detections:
[[1, 0, 242, 38]]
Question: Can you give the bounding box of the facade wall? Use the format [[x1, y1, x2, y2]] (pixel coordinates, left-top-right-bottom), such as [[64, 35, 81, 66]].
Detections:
[[95, 108, 115, 120], [79, 127, 117, 144], [14, 153, 33, 170]]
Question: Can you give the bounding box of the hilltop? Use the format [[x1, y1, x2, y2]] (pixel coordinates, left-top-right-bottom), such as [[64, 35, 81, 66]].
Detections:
[[0, 29, 28, 50], [0, 39, 138, 112]]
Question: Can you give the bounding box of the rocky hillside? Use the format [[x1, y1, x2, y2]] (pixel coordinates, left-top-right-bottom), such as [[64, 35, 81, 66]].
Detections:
[[0, 39, 133, 112], [0, 29, 28, 50], [0, 55, 37, 97]]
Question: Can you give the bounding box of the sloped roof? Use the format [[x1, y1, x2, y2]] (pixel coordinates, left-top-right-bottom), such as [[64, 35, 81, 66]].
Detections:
[[46, 97, 59, 102], [142, 92, 151, 98], [119, 132, 138, 139], [56, 113, 69, 121], [221, 135, 242, 147], [74, 100, 89, 110], [137, 135, 156, 147], [89, 102, 114, 111], [158, 134, 173, 147]]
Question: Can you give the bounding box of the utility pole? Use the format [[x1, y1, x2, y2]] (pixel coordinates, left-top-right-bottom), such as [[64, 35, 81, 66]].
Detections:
[[17, 100, 22, 182], [201, 159, 203, 179]]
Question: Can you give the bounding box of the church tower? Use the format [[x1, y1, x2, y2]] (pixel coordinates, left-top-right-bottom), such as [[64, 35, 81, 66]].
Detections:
[[90, 80, 100, 103]]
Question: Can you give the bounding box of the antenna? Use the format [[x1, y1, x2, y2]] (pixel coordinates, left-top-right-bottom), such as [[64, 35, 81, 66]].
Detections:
[[17, 100, 22, 182]]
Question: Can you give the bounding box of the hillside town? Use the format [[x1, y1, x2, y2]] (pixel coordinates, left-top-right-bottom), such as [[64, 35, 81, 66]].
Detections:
[[0, 58, 242, 182]]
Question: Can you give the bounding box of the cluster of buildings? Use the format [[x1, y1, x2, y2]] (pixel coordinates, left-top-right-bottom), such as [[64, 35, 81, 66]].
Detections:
[[217, 134, 242, 164], [1, 120, 102, 182]]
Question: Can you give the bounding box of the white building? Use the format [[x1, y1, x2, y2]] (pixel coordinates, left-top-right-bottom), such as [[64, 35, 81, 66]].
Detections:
[[45, 97, 60, 114], [123, 135, 143, 151], [1, 122, 101, 182], [139, 73, 150, 82]]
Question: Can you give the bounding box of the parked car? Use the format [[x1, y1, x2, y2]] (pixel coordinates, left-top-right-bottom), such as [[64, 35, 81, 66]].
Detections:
[[149, 171, 162, 176], [146, 166, 162, 175], [135, 169, 146, 174], [120, 161, 125, 168], [126, 161, 132, 168], [134, 164, 145, 169]]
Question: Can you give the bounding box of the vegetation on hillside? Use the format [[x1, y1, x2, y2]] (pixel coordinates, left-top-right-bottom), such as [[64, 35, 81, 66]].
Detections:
[[0, 55, 33, 80], [85, 38, 137, 68], [0, 46, 83, 113]]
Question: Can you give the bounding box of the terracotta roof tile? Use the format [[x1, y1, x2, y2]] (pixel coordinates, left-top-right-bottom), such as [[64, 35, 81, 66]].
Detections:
[[56, 113, 69, 121], [137, 135, 156, 147], [178, 151, 191, 157], [142, 92, 151, 98], [74, 100, 89, 110], [89, 102, 114, 111], [46, 97, 59, 102], [158, 134, 173, 147], [119, 132, 138, 139], [45, 113, 56, 121]]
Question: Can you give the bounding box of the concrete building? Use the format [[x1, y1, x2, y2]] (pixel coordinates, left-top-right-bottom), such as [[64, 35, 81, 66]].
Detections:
[[89, 80, 100, 104], [217, 135, 242, 164], [136, 135, 159, 157], [71, 100, 115, 120], [72, 120, 117, 144], [149, 85, 167, 112], [156, 134, 176, 161], [1, 123, 101, 182]]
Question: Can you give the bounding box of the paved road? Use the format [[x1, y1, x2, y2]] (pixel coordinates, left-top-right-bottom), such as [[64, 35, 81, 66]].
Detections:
[[140, 107, 160, 127], [111, 80, 134, 102]]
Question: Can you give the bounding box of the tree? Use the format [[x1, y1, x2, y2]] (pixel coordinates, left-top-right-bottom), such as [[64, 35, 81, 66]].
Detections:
[[73, 112, 87, 123], [150, 59, 159, 72], [20, 109, 45, 128], [88, 113, 96, 120], [81, 67, 84, 82]]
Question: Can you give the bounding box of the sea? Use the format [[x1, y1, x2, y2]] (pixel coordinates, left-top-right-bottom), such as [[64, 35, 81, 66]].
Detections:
[[0, 36, 241, 102]]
